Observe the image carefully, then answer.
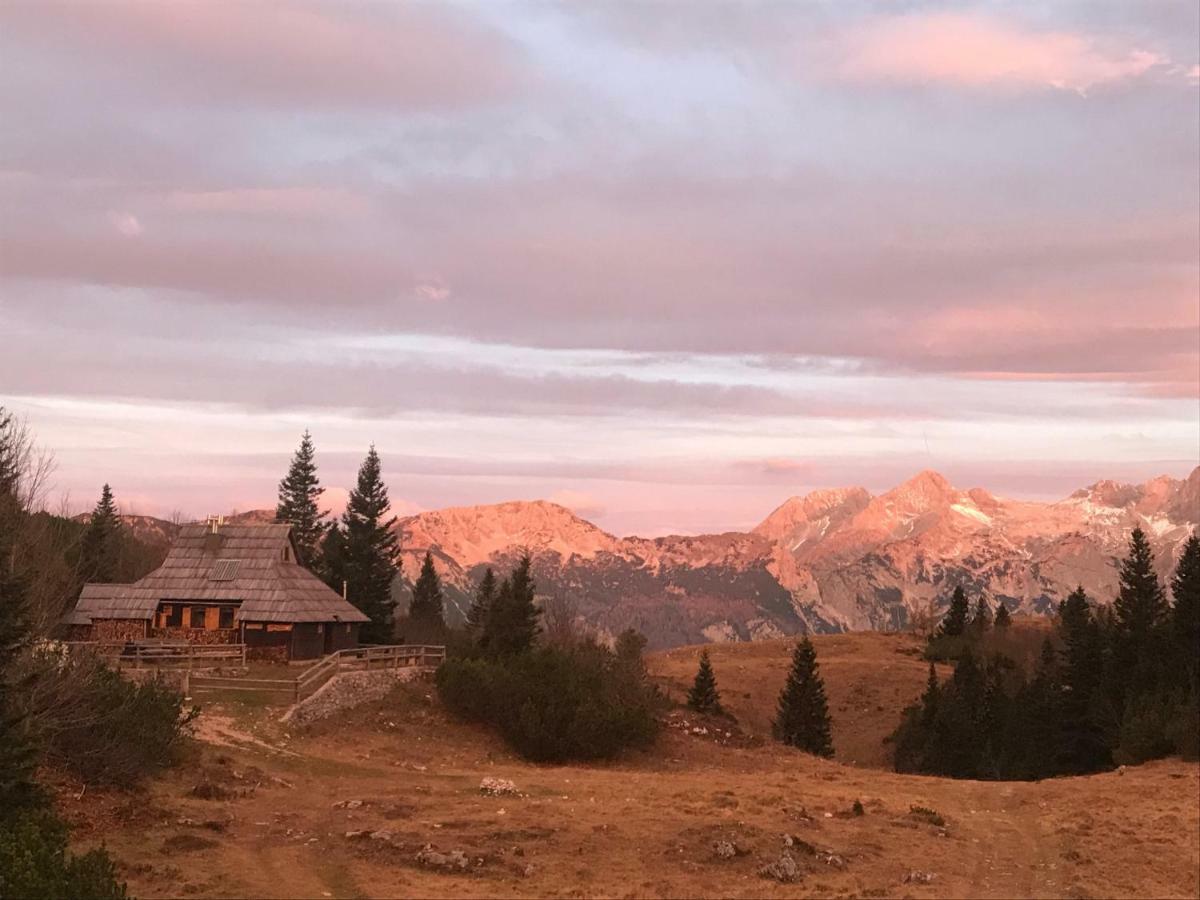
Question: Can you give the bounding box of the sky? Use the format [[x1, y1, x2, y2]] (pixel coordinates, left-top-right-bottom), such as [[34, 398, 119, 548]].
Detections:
[[1, 1, 1198, 536]]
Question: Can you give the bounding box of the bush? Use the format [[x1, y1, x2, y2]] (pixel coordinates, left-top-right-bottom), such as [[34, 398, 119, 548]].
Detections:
[[0, 807, 126, 899], [21, 652, 197, 787], [436, 641, 659, 762]]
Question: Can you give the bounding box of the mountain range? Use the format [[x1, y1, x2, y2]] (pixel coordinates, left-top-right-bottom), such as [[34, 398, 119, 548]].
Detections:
[[98, 467, 1199, 648]]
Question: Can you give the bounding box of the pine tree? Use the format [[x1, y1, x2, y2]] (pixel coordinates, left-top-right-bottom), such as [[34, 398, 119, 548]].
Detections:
[[920, 662, 940, 726], [994, 603, 1012, 629], [338, 446, 400, 643], [274, 430, 328, 569], [79, 484, 122, 583], [970, 596, 992, 635], [483, 554, 541, 655], [466, 568, 497, 635], [0, 529, 39, 813], [773, 637, 834, 757], [1171, 535, 1200, 686], [938, 586, 970, 637], [1056, 586, 1109, 773], [687, 649, 723, 714], [408, 552, 445, 629], [1114, 527, 1168, 639]]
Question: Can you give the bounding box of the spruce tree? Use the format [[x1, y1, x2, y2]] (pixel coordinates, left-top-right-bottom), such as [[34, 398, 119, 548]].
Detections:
[[339, 446, 400, 643], [1171, 535, 1200, 685], [920, 662, 940, 726], [483, 554, 541, 655], [1056, 586, 1109, 773], [971, 596, 992, 635], [938, 586, 970, 637], [1114, 527, 1168, 639], [687, 649, 723, 714], [466, 568, 497, 635], [773, 637, 834, 757], [274, 430, 328, 569], [408, 551, 445, 629], [994, 603, 1012, 629], [79, 484, 122, 583]]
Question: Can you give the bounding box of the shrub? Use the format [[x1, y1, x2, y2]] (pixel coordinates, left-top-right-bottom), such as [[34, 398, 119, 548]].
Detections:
[[21, 652, 197, 787], [0, 807, 126, 899], [436, 641, 659, 762]]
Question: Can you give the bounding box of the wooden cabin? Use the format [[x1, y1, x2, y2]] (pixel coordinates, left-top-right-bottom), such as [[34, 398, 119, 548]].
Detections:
[[67, 522, 368, 661]]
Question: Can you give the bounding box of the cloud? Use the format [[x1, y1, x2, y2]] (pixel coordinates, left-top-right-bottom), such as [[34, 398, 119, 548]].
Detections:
[[106, 211, 142, 237], [837, 12, 1169, 92], [0, 1, 526, 111]]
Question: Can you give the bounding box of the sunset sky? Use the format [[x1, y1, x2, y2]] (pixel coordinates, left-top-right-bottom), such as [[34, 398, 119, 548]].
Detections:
[[2, 1, 1198, 535]]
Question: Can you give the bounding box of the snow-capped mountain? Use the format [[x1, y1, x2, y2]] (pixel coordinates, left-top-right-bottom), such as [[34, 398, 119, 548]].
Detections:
[[394, 467, 1200, 647]]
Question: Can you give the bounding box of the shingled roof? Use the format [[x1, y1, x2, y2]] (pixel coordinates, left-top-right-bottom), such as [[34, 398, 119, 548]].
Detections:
[[71, 523, 369, 624]]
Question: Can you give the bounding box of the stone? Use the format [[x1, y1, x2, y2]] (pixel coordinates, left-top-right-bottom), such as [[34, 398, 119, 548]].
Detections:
[[480, 777, 519, 796], [712, 840, 738, 860], [417, 845, 471, 871], [903, 871, 936, 884], [759, 853, 800, 883]]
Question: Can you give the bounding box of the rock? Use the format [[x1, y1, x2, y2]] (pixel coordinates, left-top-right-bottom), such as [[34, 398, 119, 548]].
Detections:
[[369, 830, 393, 842], [522, 864, 536, 877], [903, 871, 936, 884], [333, 799, 364, 810], [1117, 765, 1127, 776], [759, 853, 800, 883], [712, 840, 738, 860], [480, 777, 519, 796], [344, 830, 369, 840], [416, 845, 470, 871]]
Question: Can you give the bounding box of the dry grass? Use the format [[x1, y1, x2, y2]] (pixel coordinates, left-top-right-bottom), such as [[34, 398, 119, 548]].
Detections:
[[54, 633, 1199, 899]]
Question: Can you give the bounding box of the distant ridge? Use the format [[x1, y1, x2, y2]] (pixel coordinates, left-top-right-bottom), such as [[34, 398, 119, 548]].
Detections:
[[94, 467, 1200, 648]]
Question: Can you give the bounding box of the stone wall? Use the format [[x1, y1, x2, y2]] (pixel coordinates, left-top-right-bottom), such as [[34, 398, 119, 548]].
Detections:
[[283, 668, 425, 728]]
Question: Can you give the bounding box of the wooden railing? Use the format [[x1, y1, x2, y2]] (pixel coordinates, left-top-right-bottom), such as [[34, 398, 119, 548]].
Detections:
[[64, 640, 247, 669], [188, 644, 447, 704]]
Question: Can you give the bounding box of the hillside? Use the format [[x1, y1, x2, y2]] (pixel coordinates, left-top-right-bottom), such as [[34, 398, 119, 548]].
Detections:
[[396, 467, 1200, 647], [56, 632, 1200, 899]]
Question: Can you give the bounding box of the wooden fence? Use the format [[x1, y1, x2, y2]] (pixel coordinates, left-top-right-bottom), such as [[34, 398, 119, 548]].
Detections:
[[65, 640, 247, 669], [189, 644, 447, 704]]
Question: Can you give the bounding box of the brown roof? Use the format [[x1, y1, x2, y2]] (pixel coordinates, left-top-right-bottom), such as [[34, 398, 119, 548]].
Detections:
[[71, 523, 369, 624]]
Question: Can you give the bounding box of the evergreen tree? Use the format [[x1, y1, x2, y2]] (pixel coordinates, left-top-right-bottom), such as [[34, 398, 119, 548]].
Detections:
[[1114, 527, 1168, 639], [970, 596, 992, 635], [338, 446, 400, 643], [938, 586, 970, 637], [773, 637, 834, 757], [79, 484, 122, 583], [920, 662, 940, 726], [994, 603, 1012, 629], [1056, 586, 1110, 773], [686, 649, 723, 714], [274, 430, 328, 569], [408, 551, 445, 629], [466, 568, 497, 635], [483, 554, 541, 655], [1171, 535, 1200, 686], [614, 628, 649, 678]]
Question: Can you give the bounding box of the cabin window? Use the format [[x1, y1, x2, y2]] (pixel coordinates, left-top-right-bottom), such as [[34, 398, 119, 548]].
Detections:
[[316, 623, 324, 634], [189, 606, 207, 628], [218, 607, 235, 629], [344, 624, 351, 634], [165, 605, 182, 627]]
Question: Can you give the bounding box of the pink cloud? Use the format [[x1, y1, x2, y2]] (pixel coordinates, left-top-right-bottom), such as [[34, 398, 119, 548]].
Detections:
[[163, 188, 369, 219], [2, 2, 525, 109], [838, 13, 1168, 92]]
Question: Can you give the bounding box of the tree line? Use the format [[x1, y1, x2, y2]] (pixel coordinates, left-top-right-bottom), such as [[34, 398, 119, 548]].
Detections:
[[892, 528, 1199, 780]]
